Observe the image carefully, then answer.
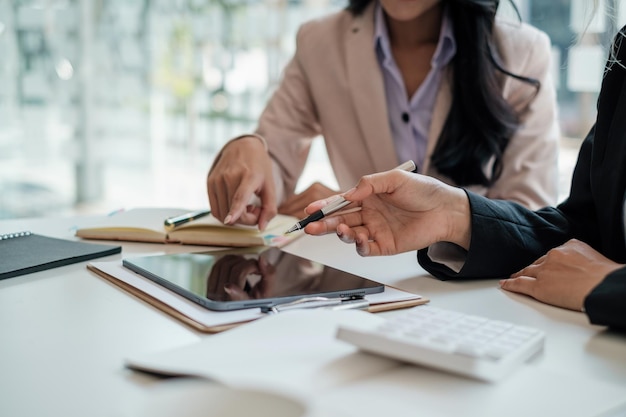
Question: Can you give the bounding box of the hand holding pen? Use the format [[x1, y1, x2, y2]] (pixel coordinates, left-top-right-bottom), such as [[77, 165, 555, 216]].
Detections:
[[285, 160, 417, 234], [300, 159, 472, 257]]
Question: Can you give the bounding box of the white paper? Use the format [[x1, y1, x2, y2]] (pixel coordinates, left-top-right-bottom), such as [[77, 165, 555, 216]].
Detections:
[[125, 309, 401, 396], [125, 308, 626, 417]]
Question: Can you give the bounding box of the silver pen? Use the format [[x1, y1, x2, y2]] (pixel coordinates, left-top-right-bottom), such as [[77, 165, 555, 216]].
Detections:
[[261, 296, 369, 314], [285, 160, 417, 234]]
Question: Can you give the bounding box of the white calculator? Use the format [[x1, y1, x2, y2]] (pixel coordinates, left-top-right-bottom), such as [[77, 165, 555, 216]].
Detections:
[[336, 305, 545, 382]]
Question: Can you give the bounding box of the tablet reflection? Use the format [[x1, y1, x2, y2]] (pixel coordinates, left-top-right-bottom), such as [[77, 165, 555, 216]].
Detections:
[[206, 247, 369, 301]]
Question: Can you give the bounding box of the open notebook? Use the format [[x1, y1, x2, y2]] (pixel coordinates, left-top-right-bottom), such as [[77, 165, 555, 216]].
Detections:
[[75, 208, 299, 247]]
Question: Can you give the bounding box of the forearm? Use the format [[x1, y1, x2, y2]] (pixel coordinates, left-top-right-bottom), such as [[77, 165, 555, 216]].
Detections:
[[419, 191, 573, 280]]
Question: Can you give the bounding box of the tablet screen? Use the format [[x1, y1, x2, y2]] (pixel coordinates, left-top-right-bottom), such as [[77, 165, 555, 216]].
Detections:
[[122, 247, 384, 311]]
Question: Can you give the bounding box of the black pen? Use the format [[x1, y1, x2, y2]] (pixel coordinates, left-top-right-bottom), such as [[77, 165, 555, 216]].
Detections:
[[164, 209, 212, 230], [285, 160, 417, 234]]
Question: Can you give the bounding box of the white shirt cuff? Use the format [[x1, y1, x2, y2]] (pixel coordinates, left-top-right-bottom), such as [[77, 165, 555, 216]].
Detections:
[[427, 242, 468, 274]]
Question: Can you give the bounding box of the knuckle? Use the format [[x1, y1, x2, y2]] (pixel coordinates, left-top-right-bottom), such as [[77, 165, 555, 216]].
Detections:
[[545, 247, 561, 259], [223, 169, 242, 184]]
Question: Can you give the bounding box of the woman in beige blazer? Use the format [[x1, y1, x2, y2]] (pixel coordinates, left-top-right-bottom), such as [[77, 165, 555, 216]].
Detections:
[[207, 0, 559, 230]]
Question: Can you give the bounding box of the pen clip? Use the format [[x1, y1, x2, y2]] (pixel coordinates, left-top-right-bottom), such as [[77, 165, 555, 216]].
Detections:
[[320, 197, 351, 216], [261, 296, 369, 314]]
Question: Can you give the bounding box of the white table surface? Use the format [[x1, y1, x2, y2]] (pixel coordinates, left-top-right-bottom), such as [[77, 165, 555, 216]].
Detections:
[[1, 215, 625, 417]]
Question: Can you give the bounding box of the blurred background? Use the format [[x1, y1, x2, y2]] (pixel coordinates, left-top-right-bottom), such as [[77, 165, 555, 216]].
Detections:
[[0, 0, 623, 219]]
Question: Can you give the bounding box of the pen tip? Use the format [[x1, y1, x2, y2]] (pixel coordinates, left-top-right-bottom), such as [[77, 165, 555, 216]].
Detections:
[[285, 225, 299, 234]]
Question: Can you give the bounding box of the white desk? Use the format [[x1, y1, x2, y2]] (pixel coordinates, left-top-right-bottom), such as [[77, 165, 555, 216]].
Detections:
[[1, 215, 625, 417]]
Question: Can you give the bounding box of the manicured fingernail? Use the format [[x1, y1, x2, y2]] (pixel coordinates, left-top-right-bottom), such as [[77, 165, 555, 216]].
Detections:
[[224, 214, 232, 224]]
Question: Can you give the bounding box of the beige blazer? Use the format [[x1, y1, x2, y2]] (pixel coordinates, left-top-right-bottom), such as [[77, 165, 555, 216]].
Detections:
[[252, 4, 560, 210]]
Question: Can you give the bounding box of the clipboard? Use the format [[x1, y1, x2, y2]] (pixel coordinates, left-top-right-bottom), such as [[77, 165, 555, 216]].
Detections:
[[87, 261, 428, 333]]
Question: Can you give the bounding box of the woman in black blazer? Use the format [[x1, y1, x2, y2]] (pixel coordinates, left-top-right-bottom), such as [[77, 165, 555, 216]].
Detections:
[[303, 28, 626, 331]]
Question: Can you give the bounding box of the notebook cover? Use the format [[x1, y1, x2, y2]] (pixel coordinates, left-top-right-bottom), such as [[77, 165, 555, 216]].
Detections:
[[0, 232, 121, 280]]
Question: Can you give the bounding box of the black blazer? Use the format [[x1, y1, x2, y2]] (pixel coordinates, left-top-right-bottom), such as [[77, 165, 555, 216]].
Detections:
[[419, 28, 626, 331]]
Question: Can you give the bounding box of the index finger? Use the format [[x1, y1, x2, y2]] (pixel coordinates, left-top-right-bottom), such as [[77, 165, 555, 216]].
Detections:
[[347, 170, 416, 200], [499, 276, 537, 297], [510, 254, 546, 278], [223, 182, 260, 225], [304, 194, 345, 215]]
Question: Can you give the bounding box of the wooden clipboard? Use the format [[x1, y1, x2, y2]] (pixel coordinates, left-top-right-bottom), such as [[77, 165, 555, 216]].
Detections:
[[87, 262, 428, 334]]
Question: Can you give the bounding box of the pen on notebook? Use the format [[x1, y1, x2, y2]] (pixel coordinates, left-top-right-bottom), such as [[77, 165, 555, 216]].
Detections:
[[164, 209, 211, 229], [285, 160, 417, 234]]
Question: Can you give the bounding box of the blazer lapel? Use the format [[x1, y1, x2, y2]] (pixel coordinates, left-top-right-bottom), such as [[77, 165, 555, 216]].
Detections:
[[345, 5, 398, 173]]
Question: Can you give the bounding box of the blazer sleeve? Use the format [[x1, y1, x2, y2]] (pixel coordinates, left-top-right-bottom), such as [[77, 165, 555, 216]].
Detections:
[[418, 191, 573, 280], [254, 23, 324, 203], [585, 268, 626, 331], [483, 24, 560, 210]]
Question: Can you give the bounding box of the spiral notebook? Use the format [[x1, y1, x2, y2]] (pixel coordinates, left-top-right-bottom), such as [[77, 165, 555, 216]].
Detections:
[[0, 231, 121, 280]]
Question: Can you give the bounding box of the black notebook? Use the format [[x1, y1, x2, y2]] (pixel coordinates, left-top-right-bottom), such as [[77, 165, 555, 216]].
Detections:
[[0, 231, 121, 280]]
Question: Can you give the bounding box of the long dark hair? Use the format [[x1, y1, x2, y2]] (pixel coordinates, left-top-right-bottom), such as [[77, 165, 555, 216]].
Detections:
[[347, 0, 540, 187]]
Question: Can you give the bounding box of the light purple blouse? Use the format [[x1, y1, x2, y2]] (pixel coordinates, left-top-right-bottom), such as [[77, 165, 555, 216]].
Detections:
[[374, 4, 456, 171]]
